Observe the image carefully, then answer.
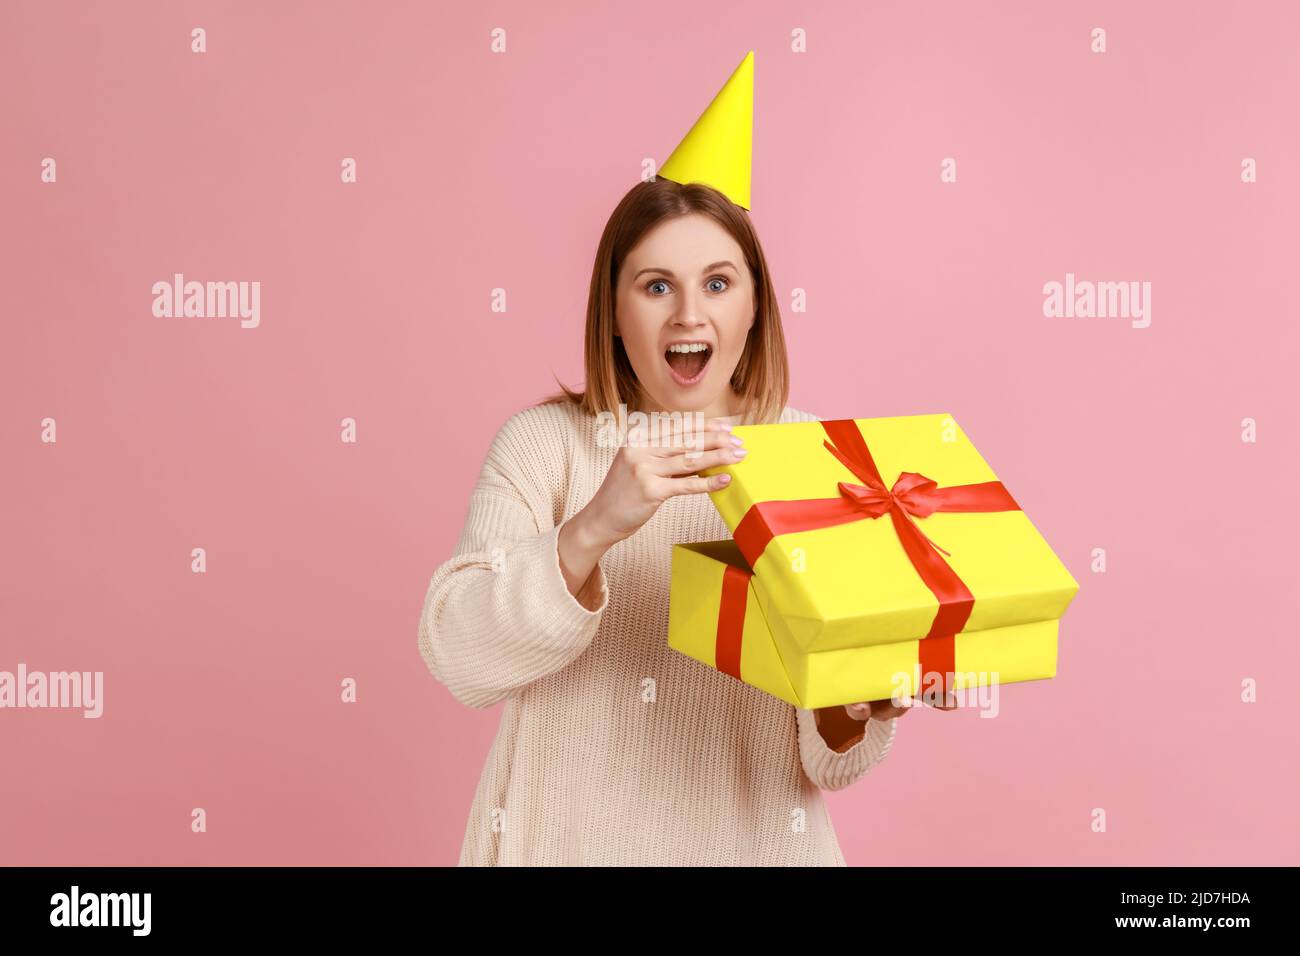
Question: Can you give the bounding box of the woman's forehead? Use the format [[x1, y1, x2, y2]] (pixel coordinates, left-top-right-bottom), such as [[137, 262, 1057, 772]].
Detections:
[[625, 215, 745, 271]]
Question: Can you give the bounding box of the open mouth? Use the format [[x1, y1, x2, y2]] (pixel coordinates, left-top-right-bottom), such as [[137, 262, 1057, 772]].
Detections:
[[664, 344, 713, 386]]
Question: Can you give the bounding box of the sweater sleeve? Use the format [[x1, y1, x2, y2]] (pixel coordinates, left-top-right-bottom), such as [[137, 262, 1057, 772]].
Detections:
[[417, 412, 610, 709], [794, 707, 898, 791]]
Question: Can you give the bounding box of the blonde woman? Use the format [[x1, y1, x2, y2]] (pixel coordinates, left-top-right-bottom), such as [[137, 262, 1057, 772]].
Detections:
[[417, 174, 912, 866]]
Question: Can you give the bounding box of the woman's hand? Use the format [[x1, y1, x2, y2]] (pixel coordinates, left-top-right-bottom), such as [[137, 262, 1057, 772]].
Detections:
[[844, 698, 913, 721], [815, 693, 957, 753], [844, 690, 958, 721], [573, 416, 744, 548], [557, 417, 744, 598]]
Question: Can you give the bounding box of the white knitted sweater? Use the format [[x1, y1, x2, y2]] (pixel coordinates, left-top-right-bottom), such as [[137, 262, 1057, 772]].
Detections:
[[417, 400, 899, 865]]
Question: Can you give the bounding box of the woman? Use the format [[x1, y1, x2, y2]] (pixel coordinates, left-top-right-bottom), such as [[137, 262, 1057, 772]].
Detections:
[[417, 174, 912, 866]]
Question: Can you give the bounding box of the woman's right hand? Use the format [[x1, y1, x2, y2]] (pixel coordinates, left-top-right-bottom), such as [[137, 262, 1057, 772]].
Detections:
[[585, 416, 746, 546], [557, 417, 746, 600]]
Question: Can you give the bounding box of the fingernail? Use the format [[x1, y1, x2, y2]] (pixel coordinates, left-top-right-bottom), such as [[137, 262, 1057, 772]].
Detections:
[[732, 447, 747, 458], [730, 434, 744, 446], [718, 473, 732, 484], [717, 421, 733, 432]]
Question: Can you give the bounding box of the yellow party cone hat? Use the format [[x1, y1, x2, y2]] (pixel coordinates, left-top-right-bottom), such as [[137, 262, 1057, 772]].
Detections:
[[658, 50, 754, 209]]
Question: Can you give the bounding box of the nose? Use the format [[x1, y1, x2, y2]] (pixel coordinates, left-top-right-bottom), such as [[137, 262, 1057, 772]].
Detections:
[[671, 285, 708, 327]]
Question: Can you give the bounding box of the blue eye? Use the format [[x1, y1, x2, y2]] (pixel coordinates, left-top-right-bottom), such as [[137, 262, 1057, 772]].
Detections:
[[645, 276, 729, 295]]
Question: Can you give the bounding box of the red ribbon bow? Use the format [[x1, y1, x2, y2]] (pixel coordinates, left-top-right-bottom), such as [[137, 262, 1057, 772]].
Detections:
[[836, 473, 955, 558], [718, 419, 1022, 702]]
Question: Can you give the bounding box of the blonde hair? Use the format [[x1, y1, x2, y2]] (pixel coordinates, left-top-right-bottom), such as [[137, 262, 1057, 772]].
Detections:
[[537, 178, 790, 426]]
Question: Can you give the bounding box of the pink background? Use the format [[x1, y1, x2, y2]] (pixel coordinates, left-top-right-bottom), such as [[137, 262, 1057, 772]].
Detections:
[[3, 1, 1297, 865]]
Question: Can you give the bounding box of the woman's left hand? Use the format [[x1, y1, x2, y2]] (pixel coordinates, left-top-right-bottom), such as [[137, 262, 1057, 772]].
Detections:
[[843, 692, 958, 720], [843, 699, 911, 721]]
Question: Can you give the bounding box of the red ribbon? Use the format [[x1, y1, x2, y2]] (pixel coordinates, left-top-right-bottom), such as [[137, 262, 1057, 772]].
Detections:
[[715, 565, 750, 683], [720, 418, 1022, 702]]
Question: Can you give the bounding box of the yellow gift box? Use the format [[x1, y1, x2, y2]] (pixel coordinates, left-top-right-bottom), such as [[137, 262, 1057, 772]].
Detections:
[[667, 541, 1060, 708], [666, 413, 1078, 706]]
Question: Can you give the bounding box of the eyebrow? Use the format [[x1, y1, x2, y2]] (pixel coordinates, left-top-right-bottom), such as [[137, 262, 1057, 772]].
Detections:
[[631, 260, 739, 281]]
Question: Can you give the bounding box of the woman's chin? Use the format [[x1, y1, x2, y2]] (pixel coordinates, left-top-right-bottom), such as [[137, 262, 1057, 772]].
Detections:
[[655, 386, 730, 421]]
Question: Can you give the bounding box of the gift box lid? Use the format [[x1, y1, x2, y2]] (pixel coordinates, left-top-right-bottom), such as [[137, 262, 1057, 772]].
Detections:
[[699, 412, 1080, 651]]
